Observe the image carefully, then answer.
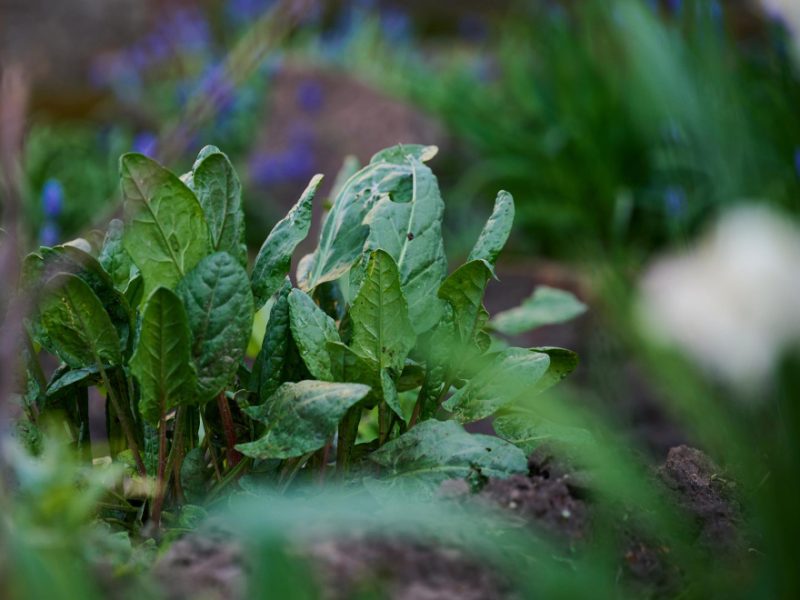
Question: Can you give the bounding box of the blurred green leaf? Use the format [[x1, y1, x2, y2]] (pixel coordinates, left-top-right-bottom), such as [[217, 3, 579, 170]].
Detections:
[[491, 286, 586, 336]]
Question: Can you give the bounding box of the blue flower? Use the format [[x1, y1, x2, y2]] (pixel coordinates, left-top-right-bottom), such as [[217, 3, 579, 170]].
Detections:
[[664, 186, 687, 217], [381, 7, 412, 43], [39, 222, 60, 247], [226, 0, 276, 25], [132, 132, 158, 156], [41, 179, 64, 218], [667, 0, 682, 16], [296, 80, 324, 113]]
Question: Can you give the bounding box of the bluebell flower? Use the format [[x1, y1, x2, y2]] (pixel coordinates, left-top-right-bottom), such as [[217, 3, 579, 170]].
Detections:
[[283, 143, 315, 180], [664, 186, 687, 217], [199, 64, 235, 115], [172, 8, 211, 53], [132, 132, 158, 157], [226, 0, 276, 25], [381, 7, 412, 43], [39, 222, 60, 247], [249, 153, 286, 185], [41, 179, 64, 218], [296, 80, 324, 113], [709, 0, 722, 24], [667, 0, 682, 16]]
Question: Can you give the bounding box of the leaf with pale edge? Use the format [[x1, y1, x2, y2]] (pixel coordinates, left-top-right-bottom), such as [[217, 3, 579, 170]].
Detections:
[[236, 381, 370, 459]]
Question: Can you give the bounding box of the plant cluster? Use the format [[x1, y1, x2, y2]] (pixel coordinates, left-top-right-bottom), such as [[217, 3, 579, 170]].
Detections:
[[18, 143, 583, 526]]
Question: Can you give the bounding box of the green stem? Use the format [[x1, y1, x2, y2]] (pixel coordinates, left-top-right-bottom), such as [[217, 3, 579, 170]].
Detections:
[[336, 405, 361, 474], [97, 363, 146, 476], [151, 415, 168, 526]]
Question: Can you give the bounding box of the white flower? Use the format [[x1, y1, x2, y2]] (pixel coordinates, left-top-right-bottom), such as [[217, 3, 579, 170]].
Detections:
[[760, 0, 800, 56], [639, 206, 800, 392]]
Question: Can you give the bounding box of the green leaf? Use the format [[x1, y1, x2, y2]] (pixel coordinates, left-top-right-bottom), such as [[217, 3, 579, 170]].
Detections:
[[369, 144, 438, 166], [180, 447, 212, 503], [443, 348, 551, 423], [493, 412, 594, 455], [46, 365, 102, 396], [467, 190, 514, 266], [350, 250, 415, 375], [530, 347, 579, 395], [307, 146, 435, 290], [235, 381, 370, 460], [252, 175, 323, 309], [98, 219, 139, 294], [186, 146, 247, 267], [380, 369, 402, 419], [39, 273, 122, 368], [250, 280, 291, 402], [437, 259, 493, 347], [119, 153, 211, 296], [288, 289, 341, 381], [364, 158, 447, 334], [368, 420, 527, 497], [38, 245, 133, 352], [130, 287, 197, 425], [491, 286, 587, 336], [177, 252, 254, 401], [327, 341, 379, 390]]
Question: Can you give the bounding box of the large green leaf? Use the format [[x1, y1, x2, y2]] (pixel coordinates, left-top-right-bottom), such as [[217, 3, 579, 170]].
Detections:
[[177, 252, 254, 401], [364, 157, 447, 333], [186, 146, 247, 267], [235, 381, 370, 460], [130, 287, 197, 425], [39, 274, 122, 368], [529, 347, 579, 395], [306, 145, 437, 290], [98, 219, 139, 294], [251, 175, 323, 309], [443, 348, 551, 423], [35, 246, 133, 354], [368, 420, 527, 497], [491, 286, 587, 336], [467, 190, 514, 266], [250, 280, 292, 402], [350, 250, 415, 376], [437, 259, 493, 348], [288, 289, 341, 381], [119, 153, 211, 296]]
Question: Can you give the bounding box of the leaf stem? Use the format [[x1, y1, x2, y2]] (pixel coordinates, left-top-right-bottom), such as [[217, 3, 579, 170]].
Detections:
[[97, 363, 146, 476], [336, 405, 360, 473], [151, 415, 168, 526], [217, 392, 241, 467]]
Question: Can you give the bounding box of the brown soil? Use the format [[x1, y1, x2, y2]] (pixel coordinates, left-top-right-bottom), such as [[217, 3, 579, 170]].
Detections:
[[308, 536, 511, 600], [150, 444, 741, 599]]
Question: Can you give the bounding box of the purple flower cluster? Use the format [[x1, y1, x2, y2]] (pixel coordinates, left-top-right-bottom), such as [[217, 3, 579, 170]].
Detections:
[[249, 125, 316, 185], [39, 179, 64, 246]]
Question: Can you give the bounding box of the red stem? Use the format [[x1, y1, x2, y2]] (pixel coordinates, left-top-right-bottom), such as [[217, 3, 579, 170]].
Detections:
[[217, 393, 241, 467]]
